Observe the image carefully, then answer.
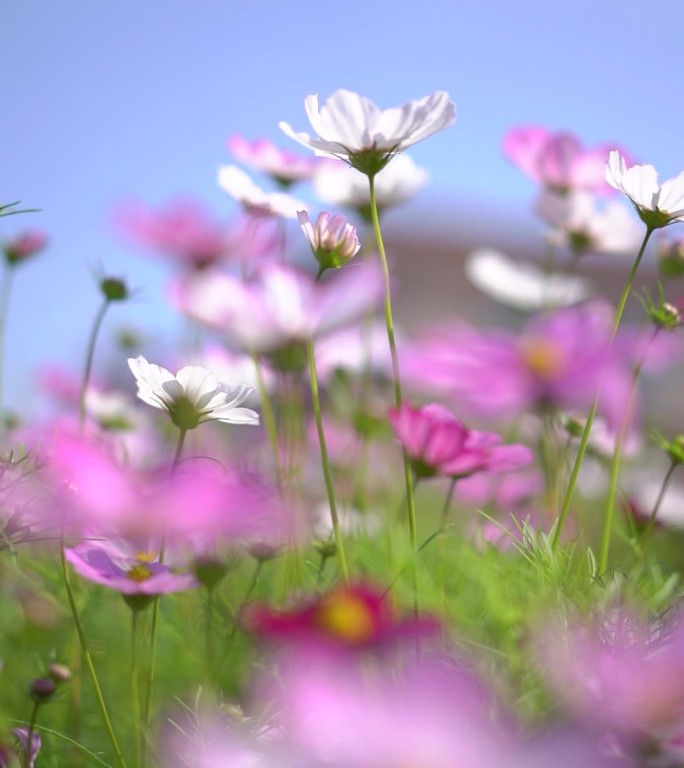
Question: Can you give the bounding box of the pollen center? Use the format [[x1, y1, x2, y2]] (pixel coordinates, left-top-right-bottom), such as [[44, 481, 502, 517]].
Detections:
[[315, 592, 376, 643], [127, 564, 153, 582], [520, 338, 565, 379]]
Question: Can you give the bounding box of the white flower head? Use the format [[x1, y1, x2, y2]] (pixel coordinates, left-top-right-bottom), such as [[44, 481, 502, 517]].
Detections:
[[217, 165, 305, 219], [297, 210, 360, 274], [464, 248, 591, 311], [535, 189, 642, 256], [605, 151, 684, 229], [280, 89, 455, 176], [313, 154, 428, 218], [127, 356, 259, 430]]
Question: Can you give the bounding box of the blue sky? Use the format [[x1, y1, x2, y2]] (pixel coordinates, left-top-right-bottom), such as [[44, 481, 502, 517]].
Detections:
[[2, 0, 683, 413]]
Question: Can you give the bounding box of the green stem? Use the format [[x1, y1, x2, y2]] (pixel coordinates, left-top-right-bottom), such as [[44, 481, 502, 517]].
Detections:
[[306, 339, 349, 582], [131, 610, 142, 768], [79, 299, 111, 430], [368, 174, 420, 623], [204, 587, 215, 690], [598, 327, 659, 574], [552, 226, 654, 550], [644, 461, 677, 537], [0, 266, 15, 437], [60, 548, 128, 768], [23, 701, 40, 768], [250, 350, 284, 490]]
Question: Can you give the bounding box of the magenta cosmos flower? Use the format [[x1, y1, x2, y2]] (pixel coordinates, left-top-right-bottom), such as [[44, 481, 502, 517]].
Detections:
[[246, 582, 439, 651], [503, 125, 629, 196], [3, 230, 47, 266], [389, 402, 532, 479], [116, 199, 277, 269]]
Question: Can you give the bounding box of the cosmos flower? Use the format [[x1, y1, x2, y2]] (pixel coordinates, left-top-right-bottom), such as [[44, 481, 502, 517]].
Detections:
[[280, 89, 455, 175], [127, 356, 259, 430], [534, 189, 642, 256], [115, 200, 278, 269], [228, 135, 321, 187], [388, 402, 532, 480], [464, 248, 591, 311], [218, 165, 305, 219], [605, 150, 684, 229], [503, 125, 627, 195], [313, 154, 428, 218], [297, 210, 360, 273], [171, 261, 384, 362]]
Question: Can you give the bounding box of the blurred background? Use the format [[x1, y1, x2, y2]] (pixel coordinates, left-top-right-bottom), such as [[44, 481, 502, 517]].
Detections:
[[3, 0, 684, 415]]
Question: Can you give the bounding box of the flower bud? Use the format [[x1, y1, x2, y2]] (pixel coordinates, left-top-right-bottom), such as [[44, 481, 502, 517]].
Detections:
[[3, 231, 47, 266], [99, 276, 130, 302], [298, 210, 360, 275], [47, 663, 72, 684], [29, 677, 55, 702]]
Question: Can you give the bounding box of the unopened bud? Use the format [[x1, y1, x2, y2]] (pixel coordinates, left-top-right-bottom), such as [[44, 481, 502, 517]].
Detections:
[[47, 663, 71, 684], [29, 677, 55, 702], [100, 276, 130, 302]]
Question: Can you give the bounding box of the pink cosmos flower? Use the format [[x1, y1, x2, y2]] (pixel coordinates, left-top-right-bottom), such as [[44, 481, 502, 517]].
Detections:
[[297, 210, 360, 273], [115, 200, 277, 269], [218, 165, 305, 219], [405, 301, 636, 429], [246, 582, 439, 652], [171, 260, 384, 361], [65, 540, 198, 597], [503, 126, 629, 196], [228, 135, 321, 187], [388, 402, 533, 480]]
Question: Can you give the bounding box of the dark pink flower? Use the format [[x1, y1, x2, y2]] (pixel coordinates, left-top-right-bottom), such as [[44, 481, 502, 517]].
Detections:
[[388, 402, 532, 480], [246, 582, 439, 651], [503, 125, 631, 196]]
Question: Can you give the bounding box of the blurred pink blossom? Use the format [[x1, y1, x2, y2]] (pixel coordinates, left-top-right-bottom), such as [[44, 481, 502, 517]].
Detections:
[[228, 135, 321, 187], [503, 126, 629, 196]]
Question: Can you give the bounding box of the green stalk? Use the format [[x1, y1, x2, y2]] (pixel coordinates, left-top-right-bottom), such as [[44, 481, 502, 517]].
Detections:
[[23, 701, 40, 768], [552, 226, 654, 550], [131, 609, 142, 768], [0, 266, 15, 436], [60, 548, 128, 768], [306, 339, 349, 582], [250, 350, 284, 490], [598, 327, 659, 573], [79, 298, 111, 430], [368, 174, 420, 619], [644, 461, 677, 537]]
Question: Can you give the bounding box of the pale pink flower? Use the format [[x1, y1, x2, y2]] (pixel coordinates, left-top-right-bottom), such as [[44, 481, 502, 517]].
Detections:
[[228, 135, 321, 186], [503, 125, 628, 195], [171, 261, 384, 359], [297, 210, 360, 273], [535, 189, 642, 256], [280, 89, 455, 174], [3, 230, 47, 265], [115, 200, 277, 269], [313, 153, 428, 216], [606, 150, 684, 228], [218, 165, 305, 219]]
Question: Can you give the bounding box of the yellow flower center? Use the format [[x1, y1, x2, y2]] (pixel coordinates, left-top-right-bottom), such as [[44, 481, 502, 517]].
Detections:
[[127, 564, 153, 582], [520, 338, 565, 379], [314, 592, 377, 643]]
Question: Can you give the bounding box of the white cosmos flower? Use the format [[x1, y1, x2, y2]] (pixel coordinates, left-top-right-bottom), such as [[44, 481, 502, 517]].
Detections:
[[127, 355, 259, 430], [279, 89, 455, 174], [605, 151, 684, 228], [217, 166, 304, 219], [313, 154, 428, 215], [535, 189, 642, 256], [464, 248, 591, 311]]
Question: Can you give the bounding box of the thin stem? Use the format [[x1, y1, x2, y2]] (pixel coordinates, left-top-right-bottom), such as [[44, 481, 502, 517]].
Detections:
[[23, 701, 40, 768], [60, 548, 128, 768], [131, 610, 142, 768], [368, 174, 420, 625], [0, 266, 15, 437], [552, 226, 654, 551], [598, 327, 659, 574], [79, 299, 110, 430], [204, 587, 215, 690], [250, 350, 284, 490], [645, 461, 678, 537], [306, 338, 349, 582]]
